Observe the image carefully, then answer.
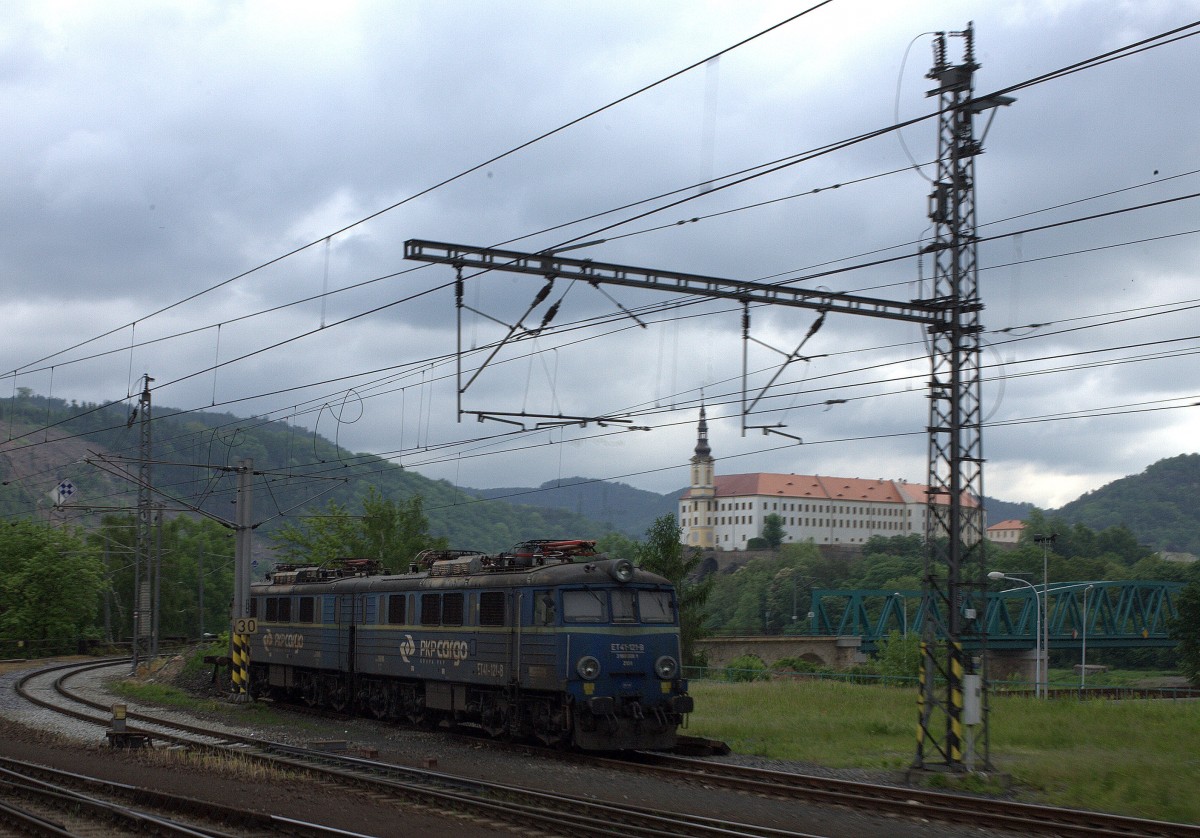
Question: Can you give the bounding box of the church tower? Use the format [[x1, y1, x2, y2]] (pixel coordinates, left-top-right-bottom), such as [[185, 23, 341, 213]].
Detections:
[[681, 405, 716, 548]]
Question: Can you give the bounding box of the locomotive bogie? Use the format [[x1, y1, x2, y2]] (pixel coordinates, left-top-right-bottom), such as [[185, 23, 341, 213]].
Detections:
[[245, 548, 691, 750]]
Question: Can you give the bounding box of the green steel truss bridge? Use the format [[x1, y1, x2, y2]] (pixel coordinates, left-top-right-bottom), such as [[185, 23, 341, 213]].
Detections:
[[811, 581, 1183, 652]]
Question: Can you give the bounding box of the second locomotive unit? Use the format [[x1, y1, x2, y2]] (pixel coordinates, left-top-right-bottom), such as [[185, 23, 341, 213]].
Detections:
[[246, 540, 693, 750]]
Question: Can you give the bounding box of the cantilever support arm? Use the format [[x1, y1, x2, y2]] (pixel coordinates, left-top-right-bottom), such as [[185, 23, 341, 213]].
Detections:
[[405, 239, 947, 326]]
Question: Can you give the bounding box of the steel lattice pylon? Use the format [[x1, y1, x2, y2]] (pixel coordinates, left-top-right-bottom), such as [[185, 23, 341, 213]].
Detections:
[[402, 21, 1011, 777], [132, 374, 154, 674], [915, 24, 992, 772]]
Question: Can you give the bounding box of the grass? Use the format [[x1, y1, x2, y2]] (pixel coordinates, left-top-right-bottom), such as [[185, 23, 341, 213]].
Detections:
[[687, 678, 1200, 824], [109, 679, 302, 727]]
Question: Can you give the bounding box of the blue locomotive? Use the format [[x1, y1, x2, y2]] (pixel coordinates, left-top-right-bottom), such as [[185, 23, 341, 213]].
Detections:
[[246, 540, 693, 750]]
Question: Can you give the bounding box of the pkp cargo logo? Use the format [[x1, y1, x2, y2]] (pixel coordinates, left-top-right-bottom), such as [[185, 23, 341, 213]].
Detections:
[[397, 634, 468, 666]]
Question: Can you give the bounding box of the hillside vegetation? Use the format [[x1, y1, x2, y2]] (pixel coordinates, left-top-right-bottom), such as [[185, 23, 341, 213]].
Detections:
[[1054, 453, 1200, 554], [5, 391, 1200, 556], [0, 392, 611, 553]]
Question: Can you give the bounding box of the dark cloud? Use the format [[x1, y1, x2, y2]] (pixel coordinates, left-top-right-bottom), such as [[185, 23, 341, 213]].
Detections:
[[4, 1, 1200, 509]]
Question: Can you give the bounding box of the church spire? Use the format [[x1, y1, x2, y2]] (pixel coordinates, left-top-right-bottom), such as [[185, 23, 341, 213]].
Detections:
[[693, 403, 711, 460], [684, 403, 716, 549]]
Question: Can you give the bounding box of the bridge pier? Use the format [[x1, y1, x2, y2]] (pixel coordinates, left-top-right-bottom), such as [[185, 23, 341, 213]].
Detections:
[[986, 648, 1041, 685], [694, 636, 864, 671]]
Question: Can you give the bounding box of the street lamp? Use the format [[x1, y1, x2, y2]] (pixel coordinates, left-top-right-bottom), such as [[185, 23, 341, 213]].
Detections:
[[893, 592, 907, 637], [1081, 584, 1094, 693], [989, 571, 1042, 698], [1033, 533, 1057, 698]]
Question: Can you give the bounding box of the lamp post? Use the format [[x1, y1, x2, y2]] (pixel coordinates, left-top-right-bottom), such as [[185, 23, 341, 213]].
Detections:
[[989, 571, 1042, 698], [1080, 584, 1094, 693], [1033, 533, 1056, 698], [893, 592, 907, 637]]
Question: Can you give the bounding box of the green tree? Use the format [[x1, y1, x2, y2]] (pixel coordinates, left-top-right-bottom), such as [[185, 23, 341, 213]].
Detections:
[[355, 489, 447, 568], [271, 499, 360, 565], [0, 521, 102, 654], [761, 513, 785, 548], [271, 489, 444, 571], [596, 532, 638, 561], [875, 630, 921, 681], [1169, 579, 1200, 686], [636, 515, 713, 665], [87, 513, 234, 643]]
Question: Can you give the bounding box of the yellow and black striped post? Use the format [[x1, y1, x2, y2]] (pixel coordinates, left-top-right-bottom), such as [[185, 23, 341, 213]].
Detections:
[[948, 640, 964, 764], [915, 640, 927, 753], [231, 633, 250, 700]]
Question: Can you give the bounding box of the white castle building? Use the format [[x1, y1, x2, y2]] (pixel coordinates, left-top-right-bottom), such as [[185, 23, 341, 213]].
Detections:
[[678, 407, 978, 549]]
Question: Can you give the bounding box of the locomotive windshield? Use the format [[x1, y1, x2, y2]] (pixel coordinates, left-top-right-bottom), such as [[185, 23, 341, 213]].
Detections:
[[561, 587, 676, 624], [563, 590, 607, 623], [637, 590, 674, 623], [612, 590, 636, 623]]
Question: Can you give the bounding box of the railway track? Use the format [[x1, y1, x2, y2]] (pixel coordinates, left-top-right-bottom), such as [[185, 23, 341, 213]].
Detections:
[[205, 684, 1200, 838], [615, 751, 1200, 838], [0, 754, 361, 837], [444, 734, 1200, 838], [16, 658, 1199, 838], [12, 659, 824, 838]]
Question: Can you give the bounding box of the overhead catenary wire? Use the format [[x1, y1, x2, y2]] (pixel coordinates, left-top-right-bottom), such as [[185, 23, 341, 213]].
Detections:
[[8, 232, 1200, 511], [2, 3, 834, 382], [9, 17, 1197, 394], [6, 16, 1200, 517]]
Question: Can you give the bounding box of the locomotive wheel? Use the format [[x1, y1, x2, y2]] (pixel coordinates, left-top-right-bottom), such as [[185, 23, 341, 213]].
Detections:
[[400, 688, 428, 726], [326, 677, 349, 712], [481, 698, 511, 738], [530, 700, 569, 747], [299, 672, 320, 708], [367, 683, 391, 720]]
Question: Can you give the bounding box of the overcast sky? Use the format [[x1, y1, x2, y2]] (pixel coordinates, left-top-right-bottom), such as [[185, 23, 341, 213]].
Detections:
[[4, 0, 1200, 512]]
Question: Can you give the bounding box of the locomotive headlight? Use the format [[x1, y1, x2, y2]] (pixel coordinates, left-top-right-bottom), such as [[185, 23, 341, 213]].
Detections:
[[577, 655, 602, 680], [609, 559, 634, 583], [655, 655, 678, 680]]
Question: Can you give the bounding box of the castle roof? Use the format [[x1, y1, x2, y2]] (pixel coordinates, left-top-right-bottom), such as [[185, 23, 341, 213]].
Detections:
[[681, 472, 977, 507]]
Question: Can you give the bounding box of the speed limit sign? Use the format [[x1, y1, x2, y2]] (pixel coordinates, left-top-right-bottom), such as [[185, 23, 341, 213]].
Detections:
[[233, 618, 258, 635]]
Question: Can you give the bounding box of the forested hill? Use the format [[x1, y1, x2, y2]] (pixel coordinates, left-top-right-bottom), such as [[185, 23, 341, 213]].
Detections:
[[0, 392, 614, 552], [466, 478, 679, 540], [1053, 453, 1200, 554], [8, 393, 1196, 554]]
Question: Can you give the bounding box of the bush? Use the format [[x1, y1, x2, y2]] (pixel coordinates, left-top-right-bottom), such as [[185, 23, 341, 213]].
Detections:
[[875, 630, 921, 681], [724, 654, 769, 681], [772, 656, 832, 674]]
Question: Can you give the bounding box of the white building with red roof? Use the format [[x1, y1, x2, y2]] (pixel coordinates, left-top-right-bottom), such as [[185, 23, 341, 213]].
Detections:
[[678, 409, 978, 549], [985, 519, 1025, 545]]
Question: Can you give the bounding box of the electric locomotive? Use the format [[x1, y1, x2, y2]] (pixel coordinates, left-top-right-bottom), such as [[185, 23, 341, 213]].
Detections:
[[246, 540, 693, 750]]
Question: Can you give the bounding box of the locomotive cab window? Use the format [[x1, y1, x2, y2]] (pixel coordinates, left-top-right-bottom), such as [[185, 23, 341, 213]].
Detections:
[[298, 596, 315, 623], [612, 589, 636, 623], [480, 591, 506, 626], [442, 593, 464, 626], [277, 597, 291, 622], [264, 598, 277, 622], [563, 589, 607, 623], [535, 590, 555, 625], [249, 598, 258, 619], [638, 590, 675, 623], [421, 594, 441, 626], [387, 594, 406, 625]]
